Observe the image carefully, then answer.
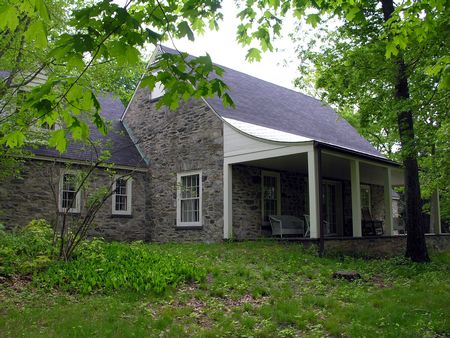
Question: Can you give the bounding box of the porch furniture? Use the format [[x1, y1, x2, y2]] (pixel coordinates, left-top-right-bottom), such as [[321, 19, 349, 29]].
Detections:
[[269, 215, 305, 238], [304, 215, 310, 237], [304, 215, 329, 237], [393, 217, 406, 234], [361, 207, 384, 236]]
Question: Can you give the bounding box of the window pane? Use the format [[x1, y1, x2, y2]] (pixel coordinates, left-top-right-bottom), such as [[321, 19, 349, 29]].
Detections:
[[263, 174, 278, 222], [179, 174, 201, 224], [62, 174, 77, 209], [114, 178, 130, 212], [115, 195, 127, 211]]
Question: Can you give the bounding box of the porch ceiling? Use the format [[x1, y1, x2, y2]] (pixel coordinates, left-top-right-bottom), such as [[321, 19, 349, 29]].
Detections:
[[237, 151, 404, 186], [244, 153, 309, 175]]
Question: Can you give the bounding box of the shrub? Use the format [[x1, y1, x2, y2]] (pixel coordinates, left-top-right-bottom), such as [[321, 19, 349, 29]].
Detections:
[[35, 240, 207, 294], [0, 219, 55, 277], [1, 222, 206, 294]]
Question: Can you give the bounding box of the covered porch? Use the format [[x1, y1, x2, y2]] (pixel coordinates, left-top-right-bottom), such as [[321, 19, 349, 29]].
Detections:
[[222, 122, 442, 240]]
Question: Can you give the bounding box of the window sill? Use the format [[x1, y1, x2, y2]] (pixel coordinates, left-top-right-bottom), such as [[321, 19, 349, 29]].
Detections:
[[111, 214, 133, 219], [175, 225, 203, 230], [58, 211, 81, 216]]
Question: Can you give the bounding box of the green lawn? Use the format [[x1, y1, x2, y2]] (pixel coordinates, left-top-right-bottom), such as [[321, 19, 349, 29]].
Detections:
[[1, 241, 450, 337]]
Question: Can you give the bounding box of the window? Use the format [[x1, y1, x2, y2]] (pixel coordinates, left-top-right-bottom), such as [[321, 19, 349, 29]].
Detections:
[[59, 172, 81, 213], [112, 176, 132, 215], [261, 171, 281, 224], [177, 171, 202, 227], [360, 184, 371, 211]]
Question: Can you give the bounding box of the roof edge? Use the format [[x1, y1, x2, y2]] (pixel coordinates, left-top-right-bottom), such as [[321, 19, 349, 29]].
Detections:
[[319, 143, 401, 167], [24, 154, 148, 172]]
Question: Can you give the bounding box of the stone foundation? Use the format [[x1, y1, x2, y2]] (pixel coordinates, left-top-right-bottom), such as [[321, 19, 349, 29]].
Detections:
[[285, 235, 450, 257]]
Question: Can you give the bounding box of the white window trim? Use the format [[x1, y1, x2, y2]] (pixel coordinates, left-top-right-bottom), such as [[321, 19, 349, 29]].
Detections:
[[261, 170, 281, 224], [58, 170, 81, 213], [360, 184, 371, 212], [177, 170, 202, 227], [112, 175, 133, 215]]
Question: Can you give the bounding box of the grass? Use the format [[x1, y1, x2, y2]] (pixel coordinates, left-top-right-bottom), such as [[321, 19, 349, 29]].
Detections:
[[1, 241, 450, 337]]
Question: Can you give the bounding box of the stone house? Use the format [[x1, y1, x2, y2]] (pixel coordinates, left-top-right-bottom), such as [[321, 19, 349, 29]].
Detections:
[[0, 46, 443, 241]]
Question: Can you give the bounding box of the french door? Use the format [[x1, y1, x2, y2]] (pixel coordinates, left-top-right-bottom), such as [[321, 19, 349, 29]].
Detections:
[[322, 181, 343, 236], [261, 171, 281, 225]]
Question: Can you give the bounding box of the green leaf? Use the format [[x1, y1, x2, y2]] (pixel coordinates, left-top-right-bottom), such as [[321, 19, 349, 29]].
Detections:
[[222, 93, 235, 108], [140, 75, 157, 91], [93, 112, 107, 135], [125, 46, 140, 65], [24, 20, 48, 48], [393, 35, 408, 50], [34, 0, 50, 21], [0, 5, 19, 31], [3, 131, 26, 148], [346, 7, 360, 22], [67, 54, 85, 70], [66, 84, 84, 104], [246, 48, 262, 62], [178, 21, 195, 41], [48, 129, 68, 153], [385, 42, 398, 59], [71, 121, 89, 141], [306, 14, 321, 28]]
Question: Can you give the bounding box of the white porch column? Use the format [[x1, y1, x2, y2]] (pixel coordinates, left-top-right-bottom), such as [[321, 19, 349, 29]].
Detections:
[[383, 167, 394, 236], [223, 163, 233, 239], [308, 149, 320, 239], [350, 159, 362, 237], [430, 189, 442, 235]]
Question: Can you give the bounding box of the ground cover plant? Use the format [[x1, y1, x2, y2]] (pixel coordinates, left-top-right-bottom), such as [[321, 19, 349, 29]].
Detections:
[[1, 227, 449, 337]]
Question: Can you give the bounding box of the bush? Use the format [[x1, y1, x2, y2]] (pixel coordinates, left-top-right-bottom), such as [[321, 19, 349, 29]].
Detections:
[[36, 240, 206, 294], [1, 222, 206, 294], [0, 219, 55, 277]]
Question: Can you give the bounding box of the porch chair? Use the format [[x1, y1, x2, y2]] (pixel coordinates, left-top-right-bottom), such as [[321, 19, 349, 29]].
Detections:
[[304, 215, 330, 237], [361, 207, 384, 236], [269, 215, 305, 238], [304, 215, 311, 237]]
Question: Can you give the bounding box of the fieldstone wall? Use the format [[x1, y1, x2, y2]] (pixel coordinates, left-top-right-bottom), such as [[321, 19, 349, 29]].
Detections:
[[232, 165, 261, 240], [0, 160, 148, 241], [123, 88, 224, 242]]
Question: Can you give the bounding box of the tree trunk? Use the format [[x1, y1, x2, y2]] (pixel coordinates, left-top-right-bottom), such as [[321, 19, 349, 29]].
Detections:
[[380, 0, 429, 262]]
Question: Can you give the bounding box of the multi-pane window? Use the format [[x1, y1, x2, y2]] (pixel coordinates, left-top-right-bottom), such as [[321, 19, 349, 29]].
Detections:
[[360, 185, 371, 211], [59, 172, 80, 213], [112, 176, 132, 215], [262, 171, 280, 224], [177, 171, 202, 226]]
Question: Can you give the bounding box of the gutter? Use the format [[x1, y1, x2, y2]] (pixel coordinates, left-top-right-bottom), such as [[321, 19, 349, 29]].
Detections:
[[22, 154, 148, 172]]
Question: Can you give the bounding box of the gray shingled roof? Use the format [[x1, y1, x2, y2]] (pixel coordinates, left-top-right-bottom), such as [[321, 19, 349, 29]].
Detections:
[[160, 45, 384, 159], [31, 93, 145, 168], [0, 70, 10, 79]]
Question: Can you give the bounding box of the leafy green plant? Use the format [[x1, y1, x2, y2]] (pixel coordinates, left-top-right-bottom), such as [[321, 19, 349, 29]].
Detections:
[[35, 240, 206, 294], [0, 219, 55, 277]]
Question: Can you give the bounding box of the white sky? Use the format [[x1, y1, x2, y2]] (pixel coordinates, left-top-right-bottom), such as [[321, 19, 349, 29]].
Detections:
[[161, 0, 300, 90]]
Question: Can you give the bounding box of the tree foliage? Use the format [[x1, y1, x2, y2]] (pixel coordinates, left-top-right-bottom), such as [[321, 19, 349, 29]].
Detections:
[[0, 0, 232, 153]]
